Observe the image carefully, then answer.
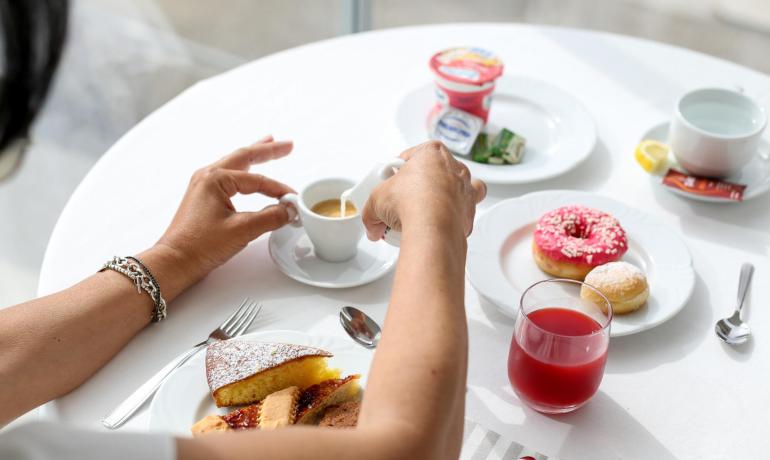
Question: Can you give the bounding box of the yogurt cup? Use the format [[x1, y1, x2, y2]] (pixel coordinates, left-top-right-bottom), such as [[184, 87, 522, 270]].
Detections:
[[429, 47, 504, 123]]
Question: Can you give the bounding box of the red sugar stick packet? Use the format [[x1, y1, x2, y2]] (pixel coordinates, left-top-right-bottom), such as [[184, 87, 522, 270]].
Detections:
[[662, 169, 746, 201]]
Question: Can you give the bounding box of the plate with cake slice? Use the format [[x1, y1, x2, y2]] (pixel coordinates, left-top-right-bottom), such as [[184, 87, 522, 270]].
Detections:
[[148, 330, 372, 436]]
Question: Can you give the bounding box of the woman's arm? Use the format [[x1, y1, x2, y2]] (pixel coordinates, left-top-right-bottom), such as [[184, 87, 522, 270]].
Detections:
[[177, 141, 485, 460], [0, 137, 295, 424], [0, 245, 185, 423]]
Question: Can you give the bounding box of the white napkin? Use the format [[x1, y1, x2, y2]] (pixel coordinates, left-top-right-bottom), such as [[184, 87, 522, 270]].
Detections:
[[461, 419, 560, 460]]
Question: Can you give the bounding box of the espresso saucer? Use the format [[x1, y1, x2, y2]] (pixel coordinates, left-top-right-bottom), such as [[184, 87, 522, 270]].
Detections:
[[641, 122, 770, 202], [268, 225, 399, 288]]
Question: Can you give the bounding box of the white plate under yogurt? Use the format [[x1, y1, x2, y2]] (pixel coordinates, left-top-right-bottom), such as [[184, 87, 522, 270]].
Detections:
[[395, 76, 597, 184]]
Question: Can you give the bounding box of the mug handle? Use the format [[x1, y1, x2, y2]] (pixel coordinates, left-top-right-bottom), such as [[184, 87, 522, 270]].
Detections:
[[279, 193, 303, 228], [378, 158, 406, 247]]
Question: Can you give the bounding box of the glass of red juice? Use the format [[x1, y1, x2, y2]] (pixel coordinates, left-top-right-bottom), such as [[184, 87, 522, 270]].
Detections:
[[508, 278, 612, 414]]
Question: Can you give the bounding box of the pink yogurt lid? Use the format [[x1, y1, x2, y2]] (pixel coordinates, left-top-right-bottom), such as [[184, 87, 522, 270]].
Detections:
[[429, 47, 504, 86]]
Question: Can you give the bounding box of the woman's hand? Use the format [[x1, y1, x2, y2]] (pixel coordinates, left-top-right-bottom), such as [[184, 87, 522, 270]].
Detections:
[[145, 136, 295, 299], [0, 137, 294, 422], [362, 140, 486, 241]]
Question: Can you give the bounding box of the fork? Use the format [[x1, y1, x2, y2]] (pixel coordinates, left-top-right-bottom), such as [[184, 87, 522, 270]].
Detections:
[[102, 298, 262, 429]]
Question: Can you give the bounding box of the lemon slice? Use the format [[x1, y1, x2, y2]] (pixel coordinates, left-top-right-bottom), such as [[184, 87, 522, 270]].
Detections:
[[635, 140, 669, 173]]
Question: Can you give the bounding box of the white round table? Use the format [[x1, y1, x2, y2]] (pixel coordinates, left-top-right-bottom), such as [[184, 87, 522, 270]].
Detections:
[[39, 24, 770, 459]]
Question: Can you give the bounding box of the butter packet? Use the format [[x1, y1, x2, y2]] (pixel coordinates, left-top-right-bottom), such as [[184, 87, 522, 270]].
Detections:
[[662, 169, 746, 201], [634, 140, 746, 201], [428, 107, 483, 156]]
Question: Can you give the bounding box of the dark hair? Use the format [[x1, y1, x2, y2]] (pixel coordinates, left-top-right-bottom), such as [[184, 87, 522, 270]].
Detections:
[[0, 0, 68, 158]]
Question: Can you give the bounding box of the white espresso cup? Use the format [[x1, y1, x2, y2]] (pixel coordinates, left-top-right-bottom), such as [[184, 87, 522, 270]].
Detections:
[[279, 178, 363, 263], [669, 88, 767, 177]]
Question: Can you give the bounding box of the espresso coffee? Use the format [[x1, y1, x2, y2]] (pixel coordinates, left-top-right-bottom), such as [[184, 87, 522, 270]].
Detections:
[[311, 199, 357, 218]]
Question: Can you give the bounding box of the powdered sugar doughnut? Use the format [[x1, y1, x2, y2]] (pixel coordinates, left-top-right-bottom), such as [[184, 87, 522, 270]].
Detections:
[[582, 262, 649, 314], [532, 205, 628, 280]]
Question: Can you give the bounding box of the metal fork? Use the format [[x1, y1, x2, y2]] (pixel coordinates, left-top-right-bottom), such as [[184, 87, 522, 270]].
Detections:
[[102, 298, 262, 429]]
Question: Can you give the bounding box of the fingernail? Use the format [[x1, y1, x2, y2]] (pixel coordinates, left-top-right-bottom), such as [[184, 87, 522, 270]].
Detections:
[[259, 134, 273, 142]]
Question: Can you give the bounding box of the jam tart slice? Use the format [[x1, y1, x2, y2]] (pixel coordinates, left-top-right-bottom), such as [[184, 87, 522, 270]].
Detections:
[[259, 386, 300, 430], [296, 375, 362, 425], [191, 403, 261, 437]]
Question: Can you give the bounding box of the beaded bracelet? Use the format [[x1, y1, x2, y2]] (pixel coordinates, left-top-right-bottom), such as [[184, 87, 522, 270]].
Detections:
[[101, 256, 167, 322]]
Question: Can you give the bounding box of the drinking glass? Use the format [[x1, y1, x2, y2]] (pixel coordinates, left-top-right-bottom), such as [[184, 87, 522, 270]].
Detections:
[[508, 278, 612, 414]]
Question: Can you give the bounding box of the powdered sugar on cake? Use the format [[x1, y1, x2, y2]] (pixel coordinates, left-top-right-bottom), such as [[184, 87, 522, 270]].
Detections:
[[206, 341, 332, 393]]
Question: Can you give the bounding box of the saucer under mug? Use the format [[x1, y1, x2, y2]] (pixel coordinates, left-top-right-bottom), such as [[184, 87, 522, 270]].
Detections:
[[642, 121, 770, 202], [268, 224, 398, 289]]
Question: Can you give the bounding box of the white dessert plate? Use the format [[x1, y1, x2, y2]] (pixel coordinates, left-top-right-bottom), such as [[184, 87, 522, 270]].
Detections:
[[642, 122, 770, 202], [395, 76, 597, 184], [466, 190, 695, 337], [268, 224, 398, 288], [148, 330, 372, 436]]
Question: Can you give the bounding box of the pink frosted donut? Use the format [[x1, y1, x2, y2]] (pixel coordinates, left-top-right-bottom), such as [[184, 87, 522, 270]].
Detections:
[[532, 205, 628, 280]]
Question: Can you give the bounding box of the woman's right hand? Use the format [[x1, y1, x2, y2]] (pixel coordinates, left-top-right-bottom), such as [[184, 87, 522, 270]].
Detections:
[[362, 140, 486, 241], [144, 136, 295, 302]]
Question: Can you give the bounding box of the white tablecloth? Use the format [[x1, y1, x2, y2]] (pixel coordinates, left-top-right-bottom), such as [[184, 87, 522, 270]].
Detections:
[[37, 24, 770, 460]]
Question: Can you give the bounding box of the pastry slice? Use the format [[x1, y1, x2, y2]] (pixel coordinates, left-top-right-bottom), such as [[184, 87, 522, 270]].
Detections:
[[296, 375, 362, 425], [206, 341, 340, 407], [221, 403, 262, 430], [190, 415, 233, 436], [259, 386, 300, 430], [318, 401, 361, 428], [190, 403, 261, 437]]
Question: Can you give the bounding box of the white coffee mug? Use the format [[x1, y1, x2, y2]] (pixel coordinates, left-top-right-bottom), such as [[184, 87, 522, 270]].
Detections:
[[279, 178, 363, 263], [669, 88, 767, 177]]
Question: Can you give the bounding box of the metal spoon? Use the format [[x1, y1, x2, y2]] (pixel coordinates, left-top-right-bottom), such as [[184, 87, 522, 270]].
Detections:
[[715, 263, 754, 345], [340, 306, 381, 349]]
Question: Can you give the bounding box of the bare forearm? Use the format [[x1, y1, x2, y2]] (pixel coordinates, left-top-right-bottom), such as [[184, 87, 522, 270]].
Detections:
[[0, 244, 192, 423], [360, 212, 469, 453], [178, 425, 431, 460]]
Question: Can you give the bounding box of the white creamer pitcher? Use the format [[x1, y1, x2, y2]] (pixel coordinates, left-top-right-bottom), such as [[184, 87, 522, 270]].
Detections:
[[341, 158, 405, 247]]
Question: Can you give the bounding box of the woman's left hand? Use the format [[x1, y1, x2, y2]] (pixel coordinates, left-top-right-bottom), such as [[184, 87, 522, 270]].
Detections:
[[145, 136, 295, 299]]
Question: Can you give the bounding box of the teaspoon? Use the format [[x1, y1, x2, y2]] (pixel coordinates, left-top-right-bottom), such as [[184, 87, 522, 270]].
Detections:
[[339, 306, 381, 349], [715, 263, 754, 346]]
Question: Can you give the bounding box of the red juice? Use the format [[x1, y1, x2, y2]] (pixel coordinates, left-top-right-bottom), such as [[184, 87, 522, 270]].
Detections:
[[508, 307, 608, 411]]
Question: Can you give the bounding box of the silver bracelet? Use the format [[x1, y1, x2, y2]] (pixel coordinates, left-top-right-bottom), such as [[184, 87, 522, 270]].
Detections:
[[101, 256, 167, 322]]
